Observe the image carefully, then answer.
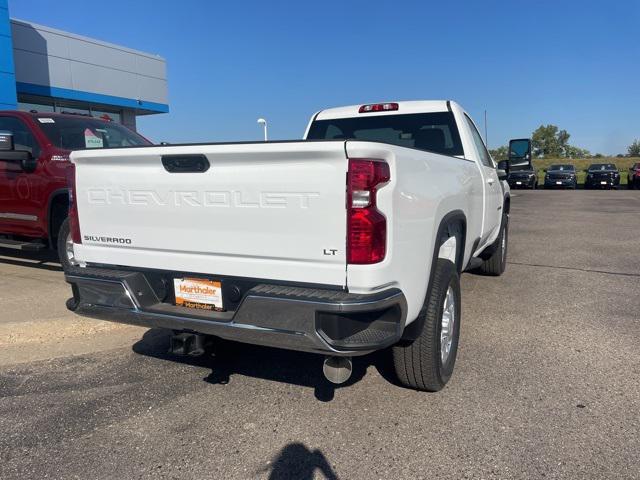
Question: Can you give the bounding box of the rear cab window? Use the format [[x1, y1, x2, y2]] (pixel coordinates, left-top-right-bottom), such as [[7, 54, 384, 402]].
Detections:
[[32, 115, 151, 150], [306, 112, 464, 157], [463, 114, 494, 168]]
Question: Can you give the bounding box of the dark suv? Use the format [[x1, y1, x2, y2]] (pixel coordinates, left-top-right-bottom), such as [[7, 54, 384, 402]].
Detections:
[[543, 164, 577, 189], [507, 166, 538, 189], [627, 163, 640, 189], [584, 163, 620, 189]]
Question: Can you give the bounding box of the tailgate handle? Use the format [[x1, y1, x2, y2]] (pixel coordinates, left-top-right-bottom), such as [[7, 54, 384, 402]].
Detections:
[[161, 154, 210, 173]]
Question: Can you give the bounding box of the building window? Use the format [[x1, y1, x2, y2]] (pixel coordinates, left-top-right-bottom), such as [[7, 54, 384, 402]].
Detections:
[[17, 101, 55, 113], [56, 104, 91, 116], [90, 109, 122, 124], [17, 94, 125, 125]]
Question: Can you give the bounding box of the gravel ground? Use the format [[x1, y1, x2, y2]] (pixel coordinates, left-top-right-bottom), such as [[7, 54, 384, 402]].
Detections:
[[0, 189, 638, 479]]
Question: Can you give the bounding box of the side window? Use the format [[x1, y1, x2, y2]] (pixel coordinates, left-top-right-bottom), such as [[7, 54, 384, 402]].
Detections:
[[464, 115, 493, 168], [0, 116, 41, 158]]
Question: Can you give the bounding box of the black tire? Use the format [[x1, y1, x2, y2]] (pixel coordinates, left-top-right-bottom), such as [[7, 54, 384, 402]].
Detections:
[[56, 218, 75, 271], [477, 213, 508, 276], [392, 259, 461, 392]]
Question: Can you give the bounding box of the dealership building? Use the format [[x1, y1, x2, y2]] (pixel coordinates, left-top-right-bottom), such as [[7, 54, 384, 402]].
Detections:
[[0, 0, 168, 131]]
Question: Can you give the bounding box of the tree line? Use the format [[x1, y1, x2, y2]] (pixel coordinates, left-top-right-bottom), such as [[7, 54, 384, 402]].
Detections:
[[489, 125, 640, 160]]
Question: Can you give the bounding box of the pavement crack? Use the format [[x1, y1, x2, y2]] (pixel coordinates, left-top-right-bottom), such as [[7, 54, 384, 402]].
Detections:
[[507, 261, 640, 278]]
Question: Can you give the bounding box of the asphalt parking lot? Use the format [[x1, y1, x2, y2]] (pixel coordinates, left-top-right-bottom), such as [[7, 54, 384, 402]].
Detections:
[[0, 190, 638, 480]]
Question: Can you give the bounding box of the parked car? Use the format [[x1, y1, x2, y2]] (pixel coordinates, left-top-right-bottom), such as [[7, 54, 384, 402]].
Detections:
[[0, 111, 151, 266], [543, 164, 578, 189], [627, 162, 640, 189], [61, 100, 511, 392], [584, 163, 620, 189], [507, 166, 538, 189]]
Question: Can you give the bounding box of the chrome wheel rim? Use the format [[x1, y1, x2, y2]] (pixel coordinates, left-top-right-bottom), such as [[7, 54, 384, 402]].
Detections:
[[440, 286, 456, 364], [65, 232, 77, 266]]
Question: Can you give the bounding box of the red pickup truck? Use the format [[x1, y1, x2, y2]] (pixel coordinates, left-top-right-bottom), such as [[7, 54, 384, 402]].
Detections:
[[0, 111, 151, 267]]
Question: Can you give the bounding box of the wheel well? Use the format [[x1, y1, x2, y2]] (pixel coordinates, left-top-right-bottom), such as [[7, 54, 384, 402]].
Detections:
[[401, 211, 466, 342], [438, 215, 467, 273], [48, 191, 70, 245]]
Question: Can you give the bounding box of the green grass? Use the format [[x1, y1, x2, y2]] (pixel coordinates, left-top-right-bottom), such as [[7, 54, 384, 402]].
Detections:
[[531, 156, 639, 187]]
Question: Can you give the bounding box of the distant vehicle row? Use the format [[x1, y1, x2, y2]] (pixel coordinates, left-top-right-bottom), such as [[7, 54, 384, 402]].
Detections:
[[506, 162, 640, 190]]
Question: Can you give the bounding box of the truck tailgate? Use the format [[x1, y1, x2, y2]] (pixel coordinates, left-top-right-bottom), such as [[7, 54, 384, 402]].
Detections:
[[71, 142, 348, 286]]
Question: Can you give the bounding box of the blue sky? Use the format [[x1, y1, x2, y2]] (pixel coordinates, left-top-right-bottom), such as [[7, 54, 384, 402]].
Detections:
[[9, 0, 640, 153]]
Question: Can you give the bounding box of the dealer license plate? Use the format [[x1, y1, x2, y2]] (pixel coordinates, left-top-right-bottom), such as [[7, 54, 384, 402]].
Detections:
[[600, 181, 607, 185], [173, 277, 223, 311], [556, 181, 562, 185], [516, 181, 522, 185]]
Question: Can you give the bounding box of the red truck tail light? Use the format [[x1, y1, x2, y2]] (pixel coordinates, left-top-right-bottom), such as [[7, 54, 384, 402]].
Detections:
[[66, 164, 82, 244], [358, 103, 399, 113], [347, 159, 390, 264]]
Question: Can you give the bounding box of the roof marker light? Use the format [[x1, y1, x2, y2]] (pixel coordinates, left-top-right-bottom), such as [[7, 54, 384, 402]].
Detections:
[[358, 103, 399, 113]]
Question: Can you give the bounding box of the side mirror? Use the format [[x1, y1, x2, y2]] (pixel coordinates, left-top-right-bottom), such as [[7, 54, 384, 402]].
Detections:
[[497, 169, 508, 181], [508, 138, 532, 165], [20, 153, 38, 173], [497, 160, 508, 171], [0, 131, 14, 151], [0, 149, 36, 172], [0, 133, 37, 172]]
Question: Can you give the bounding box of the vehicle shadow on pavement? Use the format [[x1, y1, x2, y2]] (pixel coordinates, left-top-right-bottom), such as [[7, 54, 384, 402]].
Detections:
[[132, 328, 396, 402], [257, 442, 339, 479], [0, 249, 62, 271]]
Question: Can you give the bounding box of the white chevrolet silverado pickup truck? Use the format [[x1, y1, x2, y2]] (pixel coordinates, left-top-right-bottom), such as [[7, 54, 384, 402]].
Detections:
[[62, 100, 510, 391]]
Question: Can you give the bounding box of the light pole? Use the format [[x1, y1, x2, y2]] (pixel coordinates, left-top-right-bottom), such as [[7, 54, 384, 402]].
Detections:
[[257, 118, 268, 141]]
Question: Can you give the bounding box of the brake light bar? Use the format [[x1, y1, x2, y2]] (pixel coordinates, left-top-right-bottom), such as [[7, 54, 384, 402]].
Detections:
[[347, 159, 390, 264], [359, 103, 399, 113]]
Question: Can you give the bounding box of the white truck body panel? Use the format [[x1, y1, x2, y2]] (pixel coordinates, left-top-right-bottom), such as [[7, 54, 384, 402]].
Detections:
[[70, 100, 507, 330], [72, 142, 349, 286], [343, 141, 483, 322]]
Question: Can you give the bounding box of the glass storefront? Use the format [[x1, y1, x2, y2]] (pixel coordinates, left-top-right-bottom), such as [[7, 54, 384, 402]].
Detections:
[[17, 101, 55, 113], [16, 95, 124, 125]]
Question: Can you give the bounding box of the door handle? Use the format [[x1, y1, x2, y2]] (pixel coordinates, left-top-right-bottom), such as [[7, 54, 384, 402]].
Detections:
[[161, 154, 210, 173], [487, 178, 495, 185]]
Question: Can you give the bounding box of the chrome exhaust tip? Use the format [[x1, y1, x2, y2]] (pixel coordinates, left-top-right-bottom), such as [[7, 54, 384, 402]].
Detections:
[[322, 356, 353, 384]]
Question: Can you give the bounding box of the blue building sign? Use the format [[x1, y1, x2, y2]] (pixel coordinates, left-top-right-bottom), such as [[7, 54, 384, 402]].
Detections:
[[0, 0, 17, 109]]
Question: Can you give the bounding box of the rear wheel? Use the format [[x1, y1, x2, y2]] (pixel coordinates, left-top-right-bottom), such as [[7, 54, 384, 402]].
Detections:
[[392, 259, 461, 392], [478, 213, 508, 276], [57, 218, 78, 270]]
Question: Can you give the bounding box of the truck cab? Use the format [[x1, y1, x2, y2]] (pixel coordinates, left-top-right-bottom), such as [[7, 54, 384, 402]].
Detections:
[[0, 111, 151, 259]]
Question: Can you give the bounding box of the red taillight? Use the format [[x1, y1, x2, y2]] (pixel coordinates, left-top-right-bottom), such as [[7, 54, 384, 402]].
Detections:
[[66, 164, 82, 244], [347, 159, 390, 264], [358, 103, 399, 113]]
